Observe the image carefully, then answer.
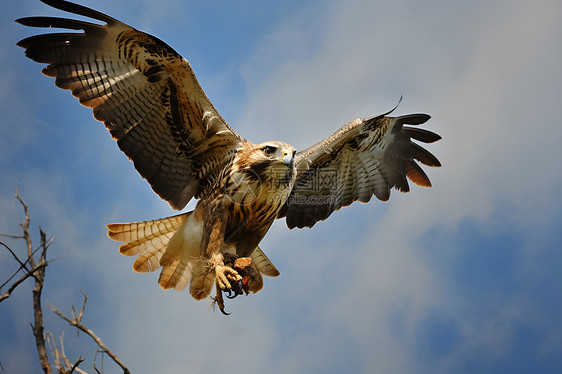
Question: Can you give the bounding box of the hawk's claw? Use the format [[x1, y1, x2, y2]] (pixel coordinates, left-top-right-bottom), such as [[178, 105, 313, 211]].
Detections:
[[219, 306, 231, 316], [224, 288, 234, 299], [224, 290, 234, 299], [225, 279, 244, 299]]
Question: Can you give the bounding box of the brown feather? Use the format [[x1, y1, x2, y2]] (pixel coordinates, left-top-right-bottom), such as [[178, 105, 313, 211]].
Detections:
[[280, 112, 440, 228], [406, 161, 432, 187], [17, 1, 244, 210]]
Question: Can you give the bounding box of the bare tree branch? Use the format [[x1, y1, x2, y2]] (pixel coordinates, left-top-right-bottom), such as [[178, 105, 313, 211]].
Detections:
[[0, 189, 52, 373], [24, 206, 51, 373], [50, 293, 131, 374], [2, 190, 130, 374]]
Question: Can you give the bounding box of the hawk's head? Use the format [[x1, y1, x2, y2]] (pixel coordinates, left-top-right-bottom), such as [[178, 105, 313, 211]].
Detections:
[[233, 141, 296, 181], [226, 141, 297, 206]]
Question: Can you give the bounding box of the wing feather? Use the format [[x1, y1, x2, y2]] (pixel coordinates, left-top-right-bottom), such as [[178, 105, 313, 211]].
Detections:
[[17, 0, 245, 209], [354, 155, 372, 203], [279, 109, 441, 229]]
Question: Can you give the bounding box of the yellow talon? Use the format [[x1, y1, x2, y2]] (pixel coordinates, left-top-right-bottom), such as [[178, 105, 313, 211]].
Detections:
[[215, 264, 242, 290]]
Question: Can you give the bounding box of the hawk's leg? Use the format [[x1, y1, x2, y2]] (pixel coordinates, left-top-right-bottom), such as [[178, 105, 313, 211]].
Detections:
[[214, 281, 230, 315], [199, 199, 245, 312], [199, 199, 238, 290]]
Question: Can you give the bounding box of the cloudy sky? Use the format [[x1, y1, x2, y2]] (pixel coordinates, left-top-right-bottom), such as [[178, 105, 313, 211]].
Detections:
[[1, 0, 561, 373]]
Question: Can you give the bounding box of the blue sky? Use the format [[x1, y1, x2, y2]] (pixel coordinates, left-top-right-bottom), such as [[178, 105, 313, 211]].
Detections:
[[1, 0, 562, 373]]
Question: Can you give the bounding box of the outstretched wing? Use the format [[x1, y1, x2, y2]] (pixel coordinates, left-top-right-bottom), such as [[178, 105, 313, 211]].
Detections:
[[278, 107, 441, 229], [17, 0, 244, 209]]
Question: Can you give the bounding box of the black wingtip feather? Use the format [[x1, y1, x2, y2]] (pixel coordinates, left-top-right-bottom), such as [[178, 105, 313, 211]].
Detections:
[[397, 113, 431, 125], [39, 0, 121, 25], [17, 33, 86, 63], [15, 16, 104, 31], [410, 142, 441, 167], [403, 127, 442, 144]]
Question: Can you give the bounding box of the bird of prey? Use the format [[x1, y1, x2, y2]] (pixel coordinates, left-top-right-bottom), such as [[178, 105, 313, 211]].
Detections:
[[17, 0, 441, 314]]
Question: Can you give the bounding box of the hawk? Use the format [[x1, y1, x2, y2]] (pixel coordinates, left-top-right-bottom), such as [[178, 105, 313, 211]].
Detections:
[[18, 0, 441, 313]]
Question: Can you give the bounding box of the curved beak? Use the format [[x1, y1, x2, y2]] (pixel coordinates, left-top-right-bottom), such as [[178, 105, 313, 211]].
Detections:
[[282, 150, 295, 165]]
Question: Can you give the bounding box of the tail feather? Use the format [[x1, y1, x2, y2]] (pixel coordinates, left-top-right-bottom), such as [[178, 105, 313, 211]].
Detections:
[[158, 255, 194, 291], [107, 214, 186, 243], [108, 211, 207, 294], [251, 246, 280, 277], [118, 231, 174, 257], [131, 240, 168, 273], [107, 214, 187, 274], [156, 211, 204, 291]]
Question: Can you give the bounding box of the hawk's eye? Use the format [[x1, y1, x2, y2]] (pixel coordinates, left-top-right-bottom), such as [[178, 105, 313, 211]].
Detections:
[[262, 146, 277, 156]]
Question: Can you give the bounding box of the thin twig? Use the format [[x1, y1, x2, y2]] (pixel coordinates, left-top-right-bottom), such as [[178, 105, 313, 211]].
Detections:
[[0, 240, 30, 291], [0, 233, 25, 239], [46, 331, 88, 374], [14, 190, 34, 266], [0, 240, 28, 269], [0, 240, 48, 290], [66, 357, 86, 374], [50, 294, 131, 374], [0, 262, 49, 303], [0, 237, 50, 288]]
